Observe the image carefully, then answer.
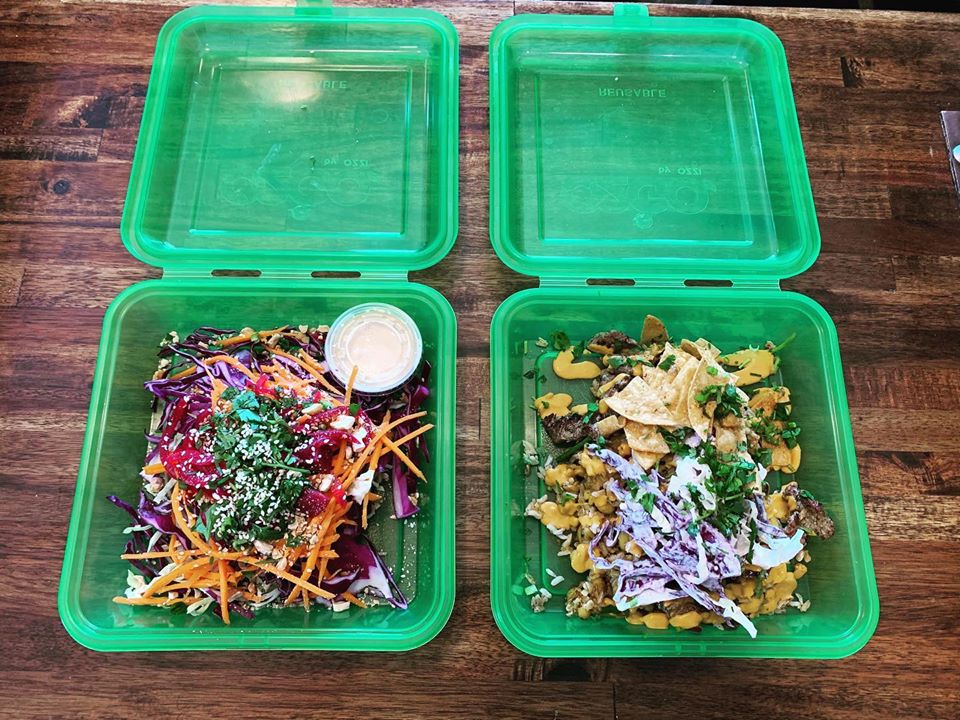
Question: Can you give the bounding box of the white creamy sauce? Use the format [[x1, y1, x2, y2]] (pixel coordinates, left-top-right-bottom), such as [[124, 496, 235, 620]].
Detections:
[[326, 304, 422, 393]]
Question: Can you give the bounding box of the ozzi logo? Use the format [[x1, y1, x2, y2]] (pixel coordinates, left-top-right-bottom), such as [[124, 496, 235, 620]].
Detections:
[[598, 87, 666, 98], [319, 80, 348, 90]]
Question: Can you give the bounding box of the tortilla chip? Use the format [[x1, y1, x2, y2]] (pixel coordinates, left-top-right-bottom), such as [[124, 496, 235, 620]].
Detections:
[[686, 358, 715, 439], [679, 339, 702, 359], [641, 315, 669, 345], [632, 450, 664, 471], [606, 376, 677, 426], [638, 344, 697, 427], [680, 338, 721, 362], [624, 421, 670, 455], [663, 357, 698, 428], [594, 414, 625, 437]]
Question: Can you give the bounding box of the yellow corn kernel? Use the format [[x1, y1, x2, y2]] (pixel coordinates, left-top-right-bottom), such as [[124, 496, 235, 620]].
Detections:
[[765, 493, 789, 522], [543, 463, 577, 488], [642, 612, 670, 630], [570, 543, 594, 573], [719, 348, 776, 387], [761, 576, 799, 614], [597, 373, 630, 396], [724, 581, 750, 600], [553, 349, 602, 380], [591, 491, 614, 514], [669, 611, 703, 630], [767, 563, 788, 585], [533, 392, 573, 418], [537, 501, 579, 531], [579, 453, 606, 478]]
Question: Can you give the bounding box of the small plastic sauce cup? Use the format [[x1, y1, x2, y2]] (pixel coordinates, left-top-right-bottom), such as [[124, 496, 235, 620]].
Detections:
[[325, 303, 423, 394]]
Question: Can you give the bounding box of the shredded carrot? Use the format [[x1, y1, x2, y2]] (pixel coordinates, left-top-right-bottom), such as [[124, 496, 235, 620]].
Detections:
[[339, 413, 425, 489], [342, 592, 367, 609], [296, 349, 326, 372], [168, 365, 199, 380], [121, 549, 209, 560], [169, 485, 212, 554], [162, 579, 219, 592], [344, 365, 358, 407], [257, 325, 289, 337], [115, 326, 437, 622], [236, 557, 334, 599], [379, 434, 426, 481], [376, 422, 432, 481], [393, 423, 434, 449], [210, 378, 227, 411], [332, 442, 348, 476], [142, 557, 211, 597], [286, 505, 337, 607], [268, 347, 342, 395], [202, 355, 260, 382], [218, 559, 231, 624], [213, 333, 253, 347], [296, 349, 344, 395]]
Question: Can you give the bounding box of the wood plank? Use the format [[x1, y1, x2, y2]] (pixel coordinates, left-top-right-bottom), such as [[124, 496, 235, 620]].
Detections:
[[1, 1, 959, 718]]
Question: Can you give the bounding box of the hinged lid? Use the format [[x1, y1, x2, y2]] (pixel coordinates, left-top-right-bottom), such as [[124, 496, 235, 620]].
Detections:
[[122, 2, 458, 274], [489, 4, 819, 283]]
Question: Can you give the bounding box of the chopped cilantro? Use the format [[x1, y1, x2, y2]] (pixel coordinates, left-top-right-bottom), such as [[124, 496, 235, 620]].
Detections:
[[700, 440, 756, 536], [607, 356, 626, 370], [770, 333, 797, 354], [555, 438, 588, 462], [754, 571, 768, 598], [660, 428, 694, 458], [549, 330, 571, 351], [639, 493, 656, 513], [706, 365, 718, 376], [757, 447, 773, 466], [658, 354, 676, 371], [204, 391, 314, 549], [695, 383, 746, 420]]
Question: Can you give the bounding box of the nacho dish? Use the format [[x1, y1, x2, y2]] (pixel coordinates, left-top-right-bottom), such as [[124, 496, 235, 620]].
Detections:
[[109, 323, 431, 622], [524, 316, 834, 636]]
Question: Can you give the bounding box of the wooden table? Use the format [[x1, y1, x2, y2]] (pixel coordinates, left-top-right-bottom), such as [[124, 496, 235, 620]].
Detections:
[[2, 1, 959, 717]]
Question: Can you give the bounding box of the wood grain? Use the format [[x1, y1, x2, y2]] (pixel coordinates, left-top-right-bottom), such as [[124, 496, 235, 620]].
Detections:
[[1, 1, 959, 718]]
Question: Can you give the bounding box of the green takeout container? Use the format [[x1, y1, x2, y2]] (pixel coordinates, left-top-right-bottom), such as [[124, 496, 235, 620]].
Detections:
[[58, 2, 459, 652], [488, 4, 879, 658]]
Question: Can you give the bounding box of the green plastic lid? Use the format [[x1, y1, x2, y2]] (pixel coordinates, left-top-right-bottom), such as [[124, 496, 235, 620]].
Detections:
[[122, 2, 458, 274], [489, 4, 820, 283]]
